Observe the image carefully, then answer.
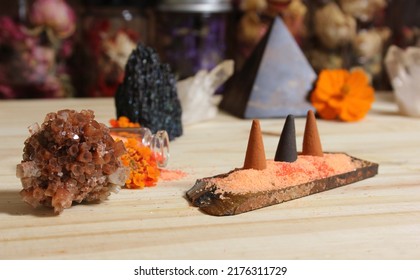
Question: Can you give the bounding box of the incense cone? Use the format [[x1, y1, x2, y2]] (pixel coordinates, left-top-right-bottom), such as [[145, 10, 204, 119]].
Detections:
[[243, 120, 267, 170], [275, 115, 297, 162], [302, 110, 323, 157]]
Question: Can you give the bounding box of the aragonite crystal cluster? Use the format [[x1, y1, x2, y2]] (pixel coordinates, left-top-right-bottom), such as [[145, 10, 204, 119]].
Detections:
[[115, 44, 183, 140], [16, 110, 129, 214]]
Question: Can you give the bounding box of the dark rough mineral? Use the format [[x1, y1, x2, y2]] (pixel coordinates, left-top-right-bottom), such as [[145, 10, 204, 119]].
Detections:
[[115, 44, 183, 140]]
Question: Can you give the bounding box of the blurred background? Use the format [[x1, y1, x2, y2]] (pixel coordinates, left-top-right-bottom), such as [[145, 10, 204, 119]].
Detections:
[[0, 0, 419, 99]]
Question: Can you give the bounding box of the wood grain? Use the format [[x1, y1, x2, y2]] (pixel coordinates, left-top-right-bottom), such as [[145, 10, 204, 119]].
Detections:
[[1, 94, 420, 259]]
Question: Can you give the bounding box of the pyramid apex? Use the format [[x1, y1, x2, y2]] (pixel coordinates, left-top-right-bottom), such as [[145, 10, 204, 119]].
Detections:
[[220, 17, 315, 119]]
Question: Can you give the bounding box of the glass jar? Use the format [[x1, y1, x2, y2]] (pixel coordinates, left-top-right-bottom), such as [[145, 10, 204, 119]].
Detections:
[[304, 0, 391, 89], [0, 0, 76, 99], [110, 127, 170, 168], [155, 0, 233, 79], [73, 2, 151, 97]]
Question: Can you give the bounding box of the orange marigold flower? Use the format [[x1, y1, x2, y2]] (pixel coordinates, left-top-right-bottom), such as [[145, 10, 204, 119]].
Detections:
[[109, 116, 140, 128], [310, 69, 375, 122]]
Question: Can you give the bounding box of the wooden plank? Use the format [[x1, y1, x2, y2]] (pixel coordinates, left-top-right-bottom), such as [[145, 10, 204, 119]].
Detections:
[[1, 93, 420, 259]]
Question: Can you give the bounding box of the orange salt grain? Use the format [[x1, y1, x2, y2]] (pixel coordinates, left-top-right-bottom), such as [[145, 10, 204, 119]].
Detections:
[[210, 154, 357, 194], [159, 169, 187, 181]]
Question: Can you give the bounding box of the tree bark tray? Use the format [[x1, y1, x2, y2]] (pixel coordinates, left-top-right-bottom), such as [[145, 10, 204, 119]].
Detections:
[[186, 154, 379, 216]]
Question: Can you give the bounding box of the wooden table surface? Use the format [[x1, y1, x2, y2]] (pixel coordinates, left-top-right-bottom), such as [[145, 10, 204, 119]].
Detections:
[[1, 93, 419, 260]]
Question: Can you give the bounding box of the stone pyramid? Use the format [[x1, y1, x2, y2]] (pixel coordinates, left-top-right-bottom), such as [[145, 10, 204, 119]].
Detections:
[[220, 17, 316, 118]]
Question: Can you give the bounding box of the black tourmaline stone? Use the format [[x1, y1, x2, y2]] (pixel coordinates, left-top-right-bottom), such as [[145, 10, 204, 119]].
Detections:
[[115, 44, 182, 140]]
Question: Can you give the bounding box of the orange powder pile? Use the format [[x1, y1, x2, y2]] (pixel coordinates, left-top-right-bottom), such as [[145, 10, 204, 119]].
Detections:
[[207, 153, 359, 194], [109, 116, 140, 128], [159, 169, 188, 181], [121, 138, 160, 189]]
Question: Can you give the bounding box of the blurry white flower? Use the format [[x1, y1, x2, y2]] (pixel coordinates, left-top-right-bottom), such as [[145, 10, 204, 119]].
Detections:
[[353, 28, 390, 60], [339, 0, 387, 22], [314, 2, 356, 49], [103, 32, 136, 70]]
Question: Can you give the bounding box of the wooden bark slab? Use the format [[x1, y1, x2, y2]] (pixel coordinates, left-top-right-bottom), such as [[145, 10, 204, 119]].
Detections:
[[186, 154, 379, 216]]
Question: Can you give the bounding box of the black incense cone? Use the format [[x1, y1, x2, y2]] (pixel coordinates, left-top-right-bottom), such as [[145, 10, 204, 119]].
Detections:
[[275, 115, 297, 162]]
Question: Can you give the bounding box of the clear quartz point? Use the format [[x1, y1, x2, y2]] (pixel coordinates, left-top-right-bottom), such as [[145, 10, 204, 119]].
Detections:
[[109, 127, 170, 168]]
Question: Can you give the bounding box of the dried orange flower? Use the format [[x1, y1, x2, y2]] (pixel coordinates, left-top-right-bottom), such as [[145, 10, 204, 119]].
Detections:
[[120, 138, 160, 189], [109, 116, 140, 128], [310, 68, 375, 121]]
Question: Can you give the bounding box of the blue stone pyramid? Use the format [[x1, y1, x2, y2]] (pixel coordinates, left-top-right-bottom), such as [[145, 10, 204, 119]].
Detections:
[[220, 17, 316, 118]]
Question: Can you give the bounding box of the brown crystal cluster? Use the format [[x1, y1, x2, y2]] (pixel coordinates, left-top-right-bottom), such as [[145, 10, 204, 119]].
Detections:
[[16, 109, 129, 214]]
